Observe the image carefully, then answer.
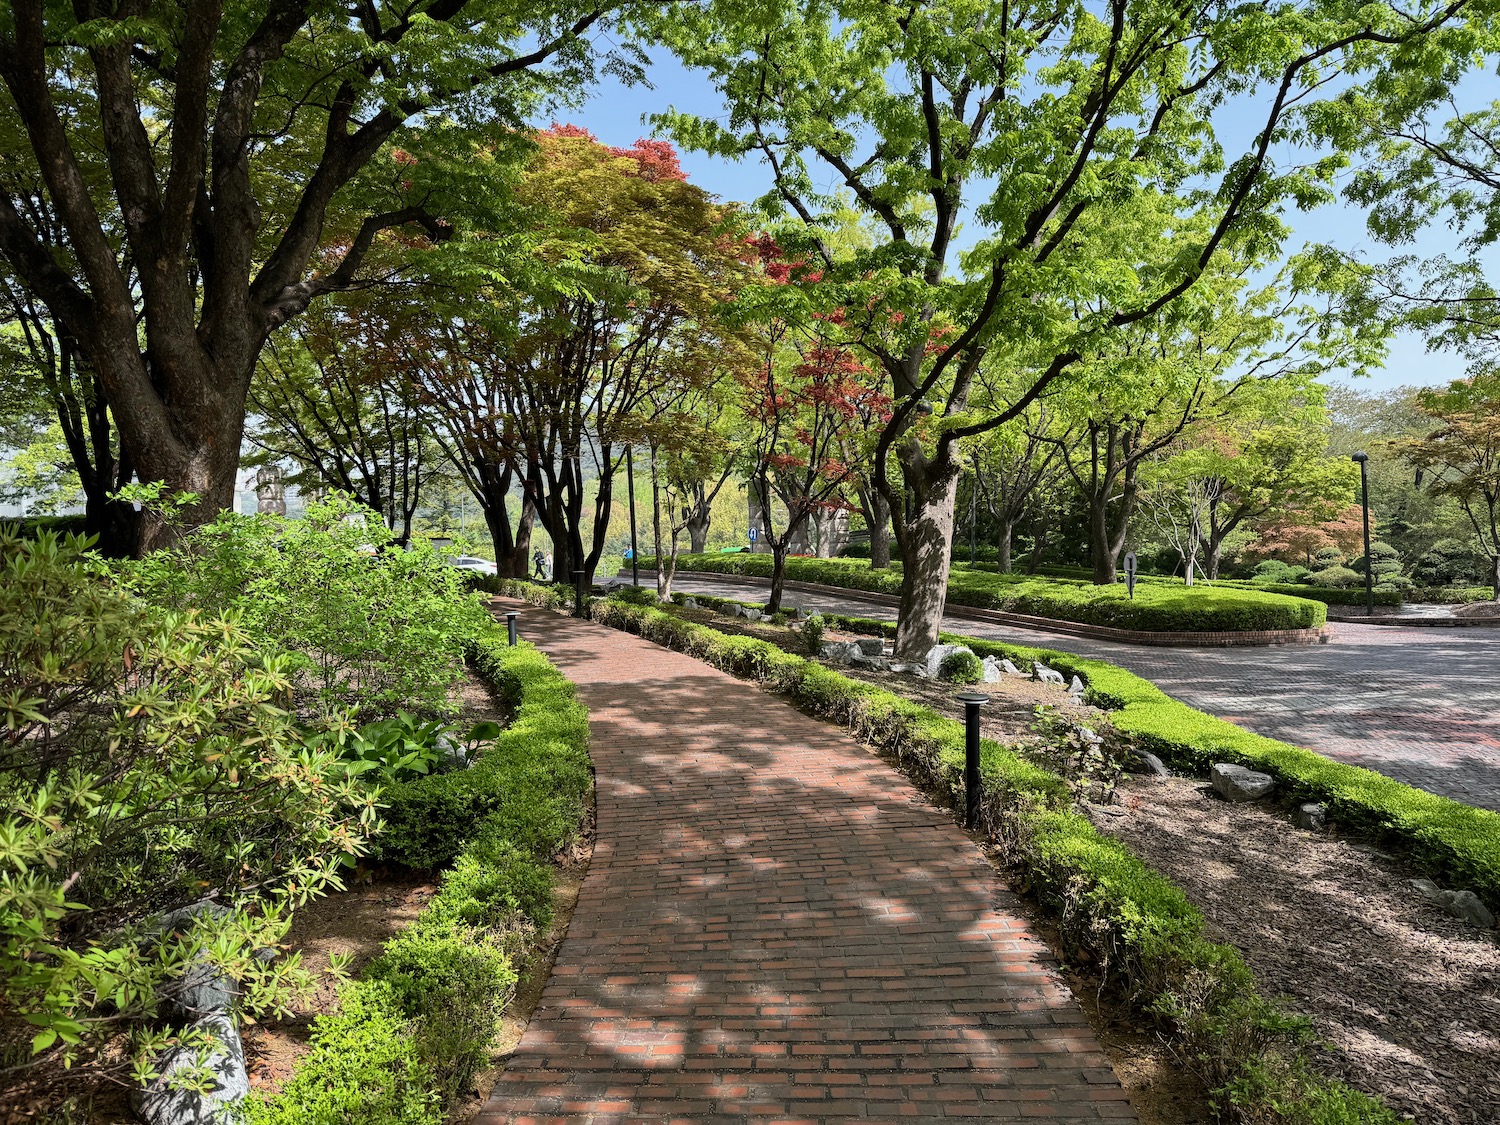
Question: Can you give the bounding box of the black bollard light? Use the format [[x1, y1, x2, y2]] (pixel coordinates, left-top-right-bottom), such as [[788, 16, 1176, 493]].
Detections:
[[955, 690, 990, 830], [572, 569, 587, 617], [505, 611, 518, 647]]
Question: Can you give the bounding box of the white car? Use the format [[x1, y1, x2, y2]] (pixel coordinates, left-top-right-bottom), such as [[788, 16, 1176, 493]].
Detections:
[[448, 555, 498, 577]]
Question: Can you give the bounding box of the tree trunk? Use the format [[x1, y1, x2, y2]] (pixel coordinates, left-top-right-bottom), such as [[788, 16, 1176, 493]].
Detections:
[[134, 409, 249, 554], [891, 461, 960, 660], [1491, 553, 1500, 602], [686, 480, 711, 553], [1088, 495, 1119, 585], [768, 544, 789, 613], [996, 519, 1013, 574], [867, 489, 891, 569]]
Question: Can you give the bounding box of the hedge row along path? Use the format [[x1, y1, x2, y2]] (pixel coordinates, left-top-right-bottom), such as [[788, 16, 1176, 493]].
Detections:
[[477, 601, 1134, 1123], [662, 575, 1500, 814]]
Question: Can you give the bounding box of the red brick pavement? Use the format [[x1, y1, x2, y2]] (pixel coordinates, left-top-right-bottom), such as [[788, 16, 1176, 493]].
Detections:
[[475, 603, 1134, 1124]]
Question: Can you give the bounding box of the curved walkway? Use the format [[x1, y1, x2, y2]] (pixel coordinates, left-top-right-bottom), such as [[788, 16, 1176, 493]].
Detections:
[[663, 575, 1500, 813], [478, 602, 1134, 1124]]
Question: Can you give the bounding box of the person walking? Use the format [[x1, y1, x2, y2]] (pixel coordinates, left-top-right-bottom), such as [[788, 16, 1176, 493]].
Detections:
[[533, 549, 546, 579]]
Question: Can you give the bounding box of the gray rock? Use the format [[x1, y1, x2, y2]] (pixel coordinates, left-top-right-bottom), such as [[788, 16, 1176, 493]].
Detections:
[[851, 654, 890, 672], [1411, 880, 1496, 927], [1130, 750, 1171, 777], [1033, 662, 1066, 687], [164, 959, 236, 1019], [743, 609, 764, 622], [145, 901, 229, 944], [820, 640, 862, 663], [782, 603, 804, 618], [1209, 763, 1275, 802], [1409, 877, 1442, 899], [1001, 659, 1023, 677], [131, 1012, 248, 1125], [924, 643, 975, 680], [1068, 675, 1085, 695], [683, 597, 699, 610], [1439, 890, 1496, 928], [1295, 803, 1328, 831], [888, 662, 922, 675], [981, 657, 1003, 684], [1077, 726, 1104, 747], [856, 637, 885, 657]]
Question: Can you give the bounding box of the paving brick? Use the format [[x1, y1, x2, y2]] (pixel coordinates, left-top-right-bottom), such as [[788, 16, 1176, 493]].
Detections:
[[477, 603, 1134, 1123]]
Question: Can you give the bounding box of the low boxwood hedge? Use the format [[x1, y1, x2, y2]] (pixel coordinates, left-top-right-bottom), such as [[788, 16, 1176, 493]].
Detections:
[[560, 591, 1394, 1124], [785, 607, 1500, 909], [249, 624, 591, 1124], [647, 553, 1329, 632]]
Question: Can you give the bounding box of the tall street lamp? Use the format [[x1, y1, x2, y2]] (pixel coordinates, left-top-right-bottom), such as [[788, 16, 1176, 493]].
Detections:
[[1351, 451, 1373, 616]]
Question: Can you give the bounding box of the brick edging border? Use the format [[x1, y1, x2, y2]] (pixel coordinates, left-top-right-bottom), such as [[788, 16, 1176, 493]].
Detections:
[[640, 569, 1331, 648]]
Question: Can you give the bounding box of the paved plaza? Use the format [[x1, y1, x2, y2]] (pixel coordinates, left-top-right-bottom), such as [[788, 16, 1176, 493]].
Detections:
[[663, 576, 1500, 812], [479, 603, 1134, 1123]]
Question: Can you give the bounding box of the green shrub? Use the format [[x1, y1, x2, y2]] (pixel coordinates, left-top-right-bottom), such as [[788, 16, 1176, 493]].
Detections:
[[938, 649, 983, 683], [121, 493, 488, 720], [366, 920, 516, 1106], [375, 636, 591, 870], [1306, 566, 1361, 589], [801, 612, 826, 653], [0, 529, 380, 1081], [246, 981, 439, 1125], [646, 553, 1328, 632]]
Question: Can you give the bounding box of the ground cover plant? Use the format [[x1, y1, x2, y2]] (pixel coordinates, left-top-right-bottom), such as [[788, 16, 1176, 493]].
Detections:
[[247, 629, 591, 1124], [490, 579, 1398, 1123], [648, 553, 1329, 631]]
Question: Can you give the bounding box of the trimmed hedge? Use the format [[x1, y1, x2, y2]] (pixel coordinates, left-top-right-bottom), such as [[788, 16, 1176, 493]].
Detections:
[[576, 594, 1394, 1124], [785, 607, 1500, 909], [974, 562, 1406, 608], [649, 553, 1329, 632], [249, 624, 591, 1124]]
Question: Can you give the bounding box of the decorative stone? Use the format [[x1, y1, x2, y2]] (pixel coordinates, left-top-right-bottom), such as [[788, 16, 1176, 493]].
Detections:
[[923, 643, 974, 680], [131, 1012, 249, 1125], [981, 657, 1003, 684], [888, 662, 921, 675], [1440, 890, 1496, 929], [165, 959, 236, 1020], [1077, 726, 1104, 747], [1068, 675, 1085, 695], [1032, 662, 1066, 687], [683, 597, 699, 610], [1295, 803, 1328, 831], [1001, 659, 1023, 677], [1209, 763, 1275, 802], [1130, 750, 1171, 777], [1410, 880, 1496, 928], [820, 640, 863, 663], [856, 637, 885, 657]]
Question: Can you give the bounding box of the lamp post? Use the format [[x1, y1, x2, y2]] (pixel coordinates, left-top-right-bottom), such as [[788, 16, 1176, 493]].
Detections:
[[626, 446, 640, 587], [955, 690, 990, 830], [1351, 452, 1374, 616]]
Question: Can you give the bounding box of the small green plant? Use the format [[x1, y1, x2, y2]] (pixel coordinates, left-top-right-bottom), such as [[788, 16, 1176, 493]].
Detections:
[[800, 612, 826, 653], [938, 649, 983, 683]]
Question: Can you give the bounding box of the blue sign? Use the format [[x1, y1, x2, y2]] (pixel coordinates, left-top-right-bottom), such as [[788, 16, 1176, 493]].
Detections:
[[748, 526, 758, 542]]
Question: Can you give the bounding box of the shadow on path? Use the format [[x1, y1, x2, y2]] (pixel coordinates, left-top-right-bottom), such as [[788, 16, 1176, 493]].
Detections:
[[476, 605, 1134, 1124]]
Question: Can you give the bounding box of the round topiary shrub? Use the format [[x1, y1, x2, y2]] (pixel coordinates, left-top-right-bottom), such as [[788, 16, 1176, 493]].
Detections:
[[939, 649, 984, 684], [1307, 565, 1361, 589]]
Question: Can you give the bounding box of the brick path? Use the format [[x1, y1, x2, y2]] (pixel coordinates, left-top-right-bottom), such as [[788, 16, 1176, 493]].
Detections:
[[477, 603, 1133, 1124], [664, 576, 1500, 812]]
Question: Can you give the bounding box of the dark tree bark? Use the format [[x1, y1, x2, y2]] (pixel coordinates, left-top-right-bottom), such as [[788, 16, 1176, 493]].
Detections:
[[0, 4, 601, 552]]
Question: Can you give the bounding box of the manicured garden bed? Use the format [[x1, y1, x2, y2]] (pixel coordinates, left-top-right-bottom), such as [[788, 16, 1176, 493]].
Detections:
[[647, 553, 1329, 632], [249, 625, 592, 1124]]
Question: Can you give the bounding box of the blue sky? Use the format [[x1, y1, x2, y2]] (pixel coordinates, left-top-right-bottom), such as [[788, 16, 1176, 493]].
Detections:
[[550, 47, 1489, 396]]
